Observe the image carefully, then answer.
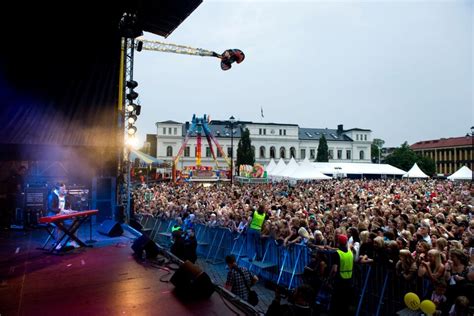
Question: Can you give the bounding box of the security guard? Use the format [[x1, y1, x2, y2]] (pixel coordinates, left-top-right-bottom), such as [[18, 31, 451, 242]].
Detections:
[[330, 234, 354, 315], [247, 204, 268, 261]]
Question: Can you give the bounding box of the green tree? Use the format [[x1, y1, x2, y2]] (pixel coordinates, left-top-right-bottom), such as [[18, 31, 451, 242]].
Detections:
[[236, 128, 255, 171], [417, 155, 437, 176], [371, 138, 385, 163], [385, 141, 436, 176], [316, 135, 329, 162]]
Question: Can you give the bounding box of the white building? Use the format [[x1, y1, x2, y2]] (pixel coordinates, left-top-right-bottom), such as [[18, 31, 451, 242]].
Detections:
[[153, 119, 372, 169]]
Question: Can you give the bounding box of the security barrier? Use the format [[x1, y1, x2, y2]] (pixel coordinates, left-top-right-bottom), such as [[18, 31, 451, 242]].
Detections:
[[140, 218, 432, 315]]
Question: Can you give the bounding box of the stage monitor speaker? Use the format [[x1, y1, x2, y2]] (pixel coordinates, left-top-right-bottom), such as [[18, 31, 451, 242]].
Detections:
[[98, 220, 123, 237], [132, 234, 159, 259], [129, 219, 143, 232], [170, 260, 215, 299]]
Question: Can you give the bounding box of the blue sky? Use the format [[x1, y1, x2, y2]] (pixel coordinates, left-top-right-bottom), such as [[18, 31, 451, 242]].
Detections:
[[134, 0, 473, 147]]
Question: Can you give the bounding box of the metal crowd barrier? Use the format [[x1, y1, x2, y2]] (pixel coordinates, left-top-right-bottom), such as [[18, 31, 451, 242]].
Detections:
[[145, 218, 432, 316]]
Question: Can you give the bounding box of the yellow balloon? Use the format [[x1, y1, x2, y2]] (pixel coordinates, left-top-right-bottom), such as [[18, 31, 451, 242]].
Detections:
[[420, 300, 436, 315], [404, 292, 420, 310]]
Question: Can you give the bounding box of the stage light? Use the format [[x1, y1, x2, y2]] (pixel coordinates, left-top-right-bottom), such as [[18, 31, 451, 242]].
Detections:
[[137, 41, 143, 52], [127, 103, 136, 112], [126, 136, 139, 149], [128, 115, 137, 124], [135, 105, 141, 116], [126, 91, 139, 101], [126, 80, 138, 89], [127, 125, 137, 135]]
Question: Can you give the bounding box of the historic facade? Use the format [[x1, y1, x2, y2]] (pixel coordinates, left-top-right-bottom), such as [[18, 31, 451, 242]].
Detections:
[[151, 119, 372, 169], [411, 135, 474, 175]]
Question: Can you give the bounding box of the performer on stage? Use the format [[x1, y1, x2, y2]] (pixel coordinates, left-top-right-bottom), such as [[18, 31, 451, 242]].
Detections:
[[47, 183, 78, 249]]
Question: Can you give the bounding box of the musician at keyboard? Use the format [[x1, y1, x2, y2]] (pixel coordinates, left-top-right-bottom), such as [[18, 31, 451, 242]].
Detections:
[[47, 183, 79, 249]]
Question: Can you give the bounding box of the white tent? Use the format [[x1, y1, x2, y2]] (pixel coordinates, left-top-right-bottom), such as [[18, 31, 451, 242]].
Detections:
[[265, 159, 277, 174], [310, 162, 406, 177], [268, 158, 286, 176], [403, 163, 429, 178], [447, 166, 473, 181], [277, 157, 300, 178], [289, 163, 331, 180]]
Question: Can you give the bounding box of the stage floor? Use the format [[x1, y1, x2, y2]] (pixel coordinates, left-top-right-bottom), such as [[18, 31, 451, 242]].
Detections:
[[0, 228, 249, 316]]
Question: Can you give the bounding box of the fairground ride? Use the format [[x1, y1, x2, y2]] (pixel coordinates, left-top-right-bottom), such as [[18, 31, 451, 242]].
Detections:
[[172, 114, 232, 182], [118, 26, 245, 221]]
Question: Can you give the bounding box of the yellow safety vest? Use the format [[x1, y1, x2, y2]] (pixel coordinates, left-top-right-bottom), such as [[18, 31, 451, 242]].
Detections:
[[337, 249, 353, 279], [249, 211, 265, 230]]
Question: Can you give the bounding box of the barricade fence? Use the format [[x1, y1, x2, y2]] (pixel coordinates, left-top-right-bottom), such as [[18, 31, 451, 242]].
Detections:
[[138, 217, 431, 315]]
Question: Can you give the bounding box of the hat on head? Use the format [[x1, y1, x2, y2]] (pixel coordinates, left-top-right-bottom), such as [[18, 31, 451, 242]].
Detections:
[[337, 234, 348, 245]]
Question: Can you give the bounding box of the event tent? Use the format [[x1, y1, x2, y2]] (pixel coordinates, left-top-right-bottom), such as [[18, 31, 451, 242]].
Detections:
[[268, 158, 286, 176], [275, 157, 300, 178], [130, 149, 163, 166], [310, 162, 406, 177], [288, 163, 331, 180], [265, 159, 277, 174], [447, 166, 473, 181], [403, 163, 429, 178]]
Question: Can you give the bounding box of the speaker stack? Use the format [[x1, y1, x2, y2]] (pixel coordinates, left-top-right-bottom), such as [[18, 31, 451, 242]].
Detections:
[[170, 260, 215, 299], [98, 219, 123, 237]]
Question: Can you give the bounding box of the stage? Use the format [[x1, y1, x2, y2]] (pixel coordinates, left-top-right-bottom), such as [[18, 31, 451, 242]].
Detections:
[[0, 227, 252, 316]]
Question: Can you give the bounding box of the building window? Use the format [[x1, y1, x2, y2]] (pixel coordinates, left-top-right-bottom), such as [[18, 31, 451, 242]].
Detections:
[[337, 150, 342, 159], [359, 150, 365, 160], [328, 150, 333, 160], [184, 146, 190, 157], [163, 127, 166, 135], [259, 128, 262, 135], [284, 130, 286, 136], [270, 146, 276, 159], [260, 146, 266, 158], [206, 147, 211, 158], [290, 147, 296, 159], [166, 146, 173, 157], [195, 146, 198, 157], [310, 149, 315, 160], [346, 150, 351, 160], [279, 129, 282, 136], [356, 134, 358, 140], [280, 147, 286, 159], [174, 127, 177, 135], [227, 147, 233, 158], [364, 135, 367, 141], [301, 149, 306, 159], [168, 128, 172, 135], [263, 129, 266, 135]]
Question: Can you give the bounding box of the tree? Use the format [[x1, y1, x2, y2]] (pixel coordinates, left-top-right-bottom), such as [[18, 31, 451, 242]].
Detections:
[[385, 141, 436, 176], [316, 135, 329, 162], [236, 128, 255, 171], [371, 138, 385, 163]]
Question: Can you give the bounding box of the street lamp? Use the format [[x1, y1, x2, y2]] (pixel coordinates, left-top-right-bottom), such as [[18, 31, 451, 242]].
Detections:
[[229, 116, 236, 185]]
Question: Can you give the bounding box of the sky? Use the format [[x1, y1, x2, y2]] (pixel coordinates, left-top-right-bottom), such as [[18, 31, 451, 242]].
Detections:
[[134, 0, 473, 148]]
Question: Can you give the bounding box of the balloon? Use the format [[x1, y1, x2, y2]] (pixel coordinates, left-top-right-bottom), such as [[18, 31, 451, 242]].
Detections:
[[404, 292, 420, 310], [420, 300, 436, 315]]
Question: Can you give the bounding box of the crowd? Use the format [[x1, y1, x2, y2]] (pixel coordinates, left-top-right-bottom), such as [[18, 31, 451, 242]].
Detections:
[[132, 179, 473, 315]]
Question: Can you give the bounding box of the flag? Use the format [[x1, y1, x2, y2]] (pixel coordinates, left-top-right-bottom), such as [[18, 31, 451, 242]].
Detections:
[[261, 106, 264, 118]]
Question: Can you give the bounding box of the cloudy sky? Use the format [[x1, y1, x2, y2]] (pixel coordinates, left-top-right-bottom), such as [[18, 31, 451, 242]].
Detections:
[[134, 0, 472, 147]]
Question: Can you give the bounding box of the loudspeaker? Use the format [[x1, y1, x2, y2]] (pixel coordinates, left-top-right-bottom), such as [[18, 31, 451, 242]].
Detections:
[[129, 219, 143, 232], [98, 220, 123, 237], [170, 260, 215, 299], [132, 235, 159, 259]]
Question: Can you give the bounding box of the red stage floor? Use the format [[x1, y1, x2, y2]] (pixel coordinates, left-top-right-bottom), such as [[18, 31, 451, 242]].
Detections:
[[0, 230, 249, 316]]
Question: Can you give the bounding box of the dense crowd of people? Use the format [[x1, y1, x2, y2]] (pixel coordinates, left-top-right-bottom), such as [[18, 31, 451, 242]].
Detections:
[[132, 179, 473, 315]]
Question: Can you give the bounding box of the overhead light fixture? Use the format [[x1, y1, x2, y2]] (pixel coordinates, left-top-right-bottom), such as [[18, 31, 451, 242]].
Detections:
[[126, 91, 139, 101], [126, 103, 136, 112], [128, 115, 137, 124], [127, 125, 137, 135], [126, 80, 138, 89]]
